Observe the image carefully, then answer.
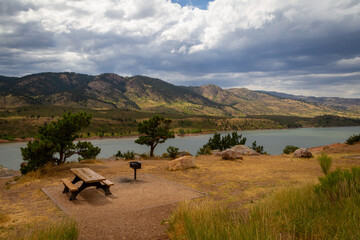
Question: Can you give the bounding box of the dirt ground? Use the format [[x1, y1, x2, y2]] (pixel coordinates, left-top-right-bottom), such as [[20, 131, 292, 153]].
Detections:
[[42, 174, 204, 240], [1, 142, 360, 239]]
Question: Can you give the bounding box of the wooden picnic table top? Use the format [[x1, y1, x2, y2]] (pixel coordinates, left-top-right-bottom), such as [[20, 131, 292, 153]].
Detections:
[[70, 168, 106, 183]]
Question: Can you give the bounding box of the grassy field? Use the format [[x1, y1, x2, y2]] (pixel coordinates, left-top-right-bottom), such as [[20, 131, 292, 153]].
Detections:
[[168, 181, 360, 239], [1, 105, 359, 140], [1, 142, 360, 239]]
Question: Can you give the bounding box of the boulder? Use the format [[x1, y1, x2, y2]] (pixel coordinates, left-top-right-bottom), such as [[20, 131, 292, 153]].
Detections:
[[168, 156, 196, 171], [293, 148, 313, 158], [212, 150, 222, 156], [231, 145, 260, 156], [0, 165, 19, 178], [221, 149, 243, 160]]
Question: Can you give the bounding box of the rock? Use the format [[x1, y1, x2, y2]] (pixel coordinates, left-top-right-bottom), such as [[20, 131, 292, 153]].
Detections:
[[212, 150, 222, 156], [177, 151, 192, 157], [293, 148, 313, 158], [107, 156, 118, 161], [0, 165, 19, 178], [230, 145, 260, 156], [168, 156, 196, 171], [221, 149, 243, 160]]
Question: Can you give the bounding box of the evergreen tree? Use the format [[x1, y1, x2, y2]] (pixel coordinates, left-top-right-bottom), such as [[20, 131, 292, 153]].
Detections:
[[20, 112, 100, 174], [135, 115, 175, 157]]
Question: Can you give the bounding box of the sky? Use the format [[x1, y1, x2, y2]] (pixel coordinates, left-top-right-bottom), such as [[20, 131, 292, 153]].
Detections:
[[1, 0, 360, 98]]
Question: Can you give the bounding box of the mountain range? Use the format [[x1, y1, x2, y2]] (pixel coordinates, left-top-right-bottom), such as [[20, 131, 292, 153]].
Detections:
[[1, 72, 359, 118]]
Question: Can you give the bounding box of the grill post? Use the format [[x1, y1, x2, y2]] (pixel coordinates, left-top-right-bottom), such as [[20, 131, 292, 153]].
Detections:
[[130, 161, 141, 181]]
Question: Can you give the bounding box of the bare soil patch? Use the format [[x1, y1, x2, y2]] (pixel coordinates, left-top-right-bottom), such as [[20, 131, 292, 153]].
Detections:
[[42, 174, 204, 240]]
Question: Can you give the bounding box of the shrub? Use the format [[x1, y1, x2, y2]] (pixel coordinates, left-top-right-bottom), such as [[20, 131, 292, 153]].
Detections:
[[346, 133, 360, 145], [317, 152, 332, 175], [123, 150, 135, 160], [251, 141, 267, 154], [197, 146, 212, 155], [167, 146, 179, 159], [283, 145, 299, 154], [115, 150, 123, 158], [178, 129, 186, 135], [202, 132, 247, 152], [315, 167, 360, 201], [140, 153, 150, 159]]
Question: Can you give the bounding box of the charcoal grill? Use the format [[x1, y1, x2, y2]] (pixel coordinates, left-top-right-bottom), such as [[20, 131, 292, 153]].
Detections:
[[129, 161, 141, 180]]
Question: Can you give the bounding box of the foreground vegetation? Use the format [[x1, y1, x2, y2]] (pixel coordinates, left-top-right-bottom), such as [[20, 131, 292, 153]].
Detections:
[[1, 106, 360, 140], [168, 167, 360, 240], [10, 218, 78, 240]]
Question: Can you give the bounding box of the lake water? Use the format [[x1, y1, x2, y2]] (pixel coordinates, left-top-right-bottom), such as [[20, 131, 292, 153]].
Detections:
[[1, 126, 359, 170]]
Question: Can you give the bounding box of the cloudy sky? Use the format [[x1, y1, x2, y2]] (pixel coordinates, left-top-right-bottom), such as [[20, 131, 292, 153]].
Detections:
[[1, 0, 360, 98]]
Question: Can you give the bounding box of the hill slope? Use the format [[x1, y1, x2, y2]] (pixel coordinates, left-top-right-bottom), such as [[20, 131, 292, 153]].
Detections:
[[190, 85, 359, 117], [0, 73, 224, 115], [1, 72, 360, 117], [257, 90, 360, 116]]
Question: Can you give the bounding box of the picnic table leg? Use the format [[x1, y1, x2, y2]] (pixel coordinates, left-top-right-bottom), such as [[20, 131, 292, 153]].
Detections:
[[62, 185, 69, 193], [62, 176, 81, 197], [96, 182, 112, 195], [69, 182, 88, 200], [101, 185, 112, 195], [69, 182, 112, 200], [71, 175, 82, 184]]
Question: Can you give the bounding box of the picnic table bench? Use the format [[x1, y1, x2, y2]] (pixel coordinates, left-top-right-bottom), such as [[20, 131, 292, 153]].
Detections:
[[62, 168, 114, 201]]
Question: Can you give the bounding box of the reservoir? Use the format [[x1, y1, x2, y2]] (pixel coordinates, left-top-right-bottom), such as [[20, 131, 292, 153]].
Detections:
[[1, 126, 359, 170]]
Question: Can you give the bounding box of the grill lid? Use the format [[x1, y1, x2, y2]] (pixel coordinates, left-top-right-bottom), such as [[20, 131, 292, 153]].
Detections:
[[130, 161, 141, 169]]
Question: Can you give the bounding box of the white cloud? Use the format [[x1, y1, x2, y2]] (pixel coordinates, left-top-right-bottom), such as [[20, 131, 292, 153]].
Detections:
[[1, 0, 360, 97], [337, 56, 360, 67]]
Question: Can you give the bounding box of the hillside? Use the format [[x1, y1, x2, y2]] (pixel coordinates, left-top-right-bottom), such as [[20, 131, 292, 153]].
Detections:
[[258, 90, 360, 115], [190, 85, 360, 117], [1, 72, 360, 117]]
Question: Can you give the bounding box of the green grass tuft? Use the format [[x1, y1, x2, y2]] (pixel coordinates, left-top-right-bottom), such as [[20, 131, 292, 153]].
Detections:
[[317, 152, 332, 175]]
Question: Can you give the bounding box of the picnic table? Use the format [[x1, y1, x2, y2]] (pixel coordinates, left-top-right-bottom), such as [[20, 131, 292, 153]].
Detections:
[[62, 168, 114, 201]]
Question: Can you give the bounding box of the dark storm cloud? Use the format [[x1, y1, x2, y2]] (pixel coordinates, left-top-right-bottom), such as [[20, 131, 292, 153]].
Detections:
[[0, 0, 360, 97], [0, 0, 38, 16]]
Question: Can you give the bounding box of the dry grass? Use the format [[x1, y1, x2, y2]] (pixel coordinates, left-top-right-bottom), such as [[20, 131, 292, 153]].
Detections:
[[9, 218, 78, 240], [0, 212, 9, 224]]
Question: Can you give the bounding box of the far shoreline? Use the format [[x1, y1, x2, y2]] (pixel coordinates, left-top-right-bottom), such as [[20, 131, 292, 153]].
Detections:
[[1, 125, 359, 144]]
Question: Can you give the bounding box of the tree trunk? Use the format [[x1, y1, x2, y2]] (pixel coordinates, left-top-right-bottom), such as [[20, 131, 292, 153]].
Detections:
[[150, 145, 155, 157], [59, 147, 64, 164]]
